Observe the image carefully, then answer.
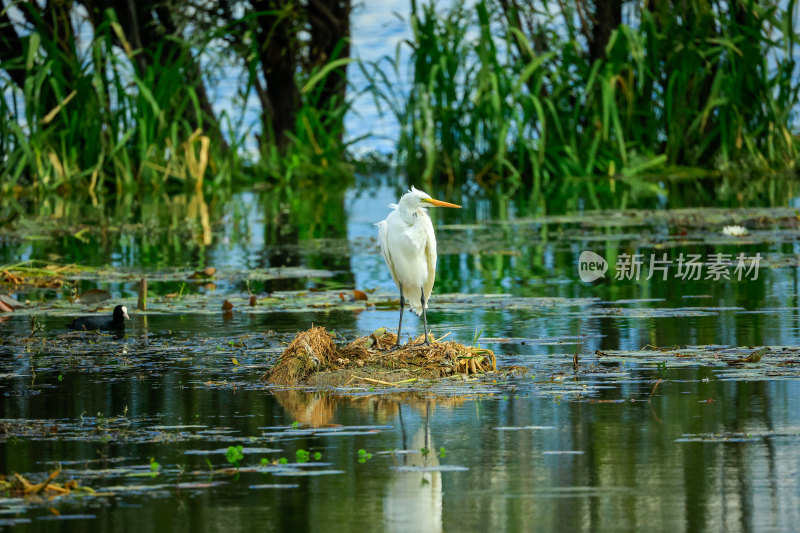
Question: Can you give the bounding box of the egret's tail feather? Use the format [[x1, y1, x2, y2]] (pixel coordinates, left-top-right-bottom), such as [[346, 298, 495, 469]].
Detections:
[[406, 298, 426, 316]]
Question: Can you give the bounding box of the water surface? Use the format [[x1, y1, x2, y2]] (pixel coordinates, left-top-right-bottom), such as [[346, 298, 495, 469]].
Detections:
[[1, 184, 800, 531]]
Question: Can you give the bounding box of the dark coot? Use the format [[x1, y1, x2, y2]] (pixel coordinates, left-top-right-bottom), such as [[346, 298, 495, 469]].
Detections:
[[67, 305, 130, 331]]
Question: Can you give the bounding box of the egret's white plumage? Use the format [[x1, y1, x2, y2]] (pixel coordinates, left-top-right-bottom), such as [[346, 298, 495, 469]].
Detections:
[[377, 194, 436, 316], [376, 186, 461, 347]]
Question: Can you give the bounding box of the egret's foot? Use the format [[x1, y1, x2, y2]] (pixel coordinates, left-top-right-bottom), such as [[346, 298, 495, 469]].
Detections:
[[382, 343, 404, 353]]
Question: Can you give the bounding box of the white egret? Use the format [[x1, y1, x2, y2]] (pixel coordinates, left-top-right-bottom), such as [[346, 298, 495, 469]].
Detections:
[[376, 186, 461, 348]]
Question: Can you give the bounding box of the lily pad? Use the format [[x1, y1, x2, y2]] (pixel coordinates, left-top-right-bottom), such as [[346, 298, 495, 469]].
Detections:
[[75, 289, 112, 304]]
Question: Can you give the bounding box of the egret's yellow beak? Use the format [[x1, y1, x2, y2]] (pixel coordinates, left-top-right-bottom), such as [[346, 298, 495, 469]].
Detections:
[[422, 198, 461, 208]]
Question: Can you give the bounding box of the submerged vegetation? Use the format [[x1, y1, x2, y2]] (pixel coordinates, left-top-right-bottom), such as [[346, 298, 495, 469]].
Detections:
[[2, 0, 800, 205]]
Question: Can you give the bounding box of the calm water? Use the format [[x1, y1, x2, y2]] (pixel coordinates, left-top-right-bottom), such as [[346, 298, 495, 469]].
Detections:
[[1, 183, 800, 531]]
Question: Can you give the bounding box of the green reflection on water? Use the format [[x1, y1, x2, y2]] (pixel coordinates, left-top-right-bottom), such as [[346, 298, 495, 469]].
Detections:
[[1, 182, 800, 531]]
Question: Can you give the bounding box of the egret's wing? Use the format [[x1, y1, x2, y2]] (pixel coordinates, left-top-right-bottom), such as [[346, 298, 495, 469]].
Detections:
[[421, 213, 437, 310], [376, 219, 400, 288]]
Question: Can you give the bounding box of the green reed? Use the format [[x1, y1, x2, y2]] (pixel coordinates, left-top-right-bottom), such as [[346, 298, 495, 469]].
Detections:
[[0, 5, 353, 195], [1, 11, 229, 192], [362, 0, 800, 207]]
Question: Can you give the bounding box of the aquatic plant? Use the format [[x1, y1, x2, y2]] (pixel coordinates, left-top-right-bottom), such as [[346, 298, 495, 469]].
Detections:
[[226, 445, 244, 469], [3, 0, 797, 206], [357, 449, 372, 463], [149, 457, 161, 478]]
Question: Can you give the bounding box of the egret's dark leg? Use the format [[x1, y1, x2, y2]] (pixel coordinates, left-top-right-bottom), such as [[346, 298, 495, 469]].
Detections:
[[421, 288, 430, 345], [388, 287, 405, 351]]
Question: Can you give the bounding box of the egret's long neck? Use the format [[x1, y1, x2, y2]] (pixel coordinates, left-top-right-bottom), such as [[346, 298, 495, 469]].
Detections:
[[397, 203, 423, 225]]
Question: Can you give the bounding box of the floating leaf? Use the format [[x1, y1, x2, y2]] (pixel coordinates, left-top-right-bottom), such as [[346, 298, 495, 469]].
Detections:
[[249, 295, 257, 306], [184, 447, 281, 455], [222, 300, 233, 311], [727, 347, 767, 365], [353, 290, 368, 301], [231, 358, 240, 366], [391, 465, 469, 472], [189, 267, 216, 279], [541, 451, 584, 455], [272, 469, 344, 477], [0, 295, 24, 309], [75, 289, 111, 304], [176, 482, 227, 489], [37, 514, 97, 521]]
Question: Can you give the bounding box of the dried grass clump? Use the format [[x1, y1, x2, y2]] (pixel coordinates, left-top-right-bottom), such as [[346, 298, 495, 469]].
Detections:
[[0, 470, 83, 496], [260, 326, 337, 385], [339, 327, 398, 360], [261, 327, 496, 386], [272, 389, 468, 427]]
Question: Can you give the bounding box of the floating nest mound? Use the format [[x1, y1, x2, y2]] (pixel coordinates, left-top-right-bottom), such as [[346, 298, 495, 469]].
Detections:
[[260, 326, 496, 386]]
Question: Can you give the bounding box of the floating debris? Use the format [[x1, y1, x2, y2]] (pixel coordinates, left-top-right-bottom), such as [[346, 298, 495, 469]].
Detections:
[[676, 433, 763, 443], [183, 447, 282, 455], [271, 469, 344, 477], [541, 451, 584, 455], [494, 426, 555, 431], [0, 470, 89, 496], [0, 294, 23, 312], [726, 347, 767, 365], [391, 465, 469, 472], [189, 267, 217, 280], [36, 514, 96, 521], [721, 225, 749, 237], [75, 289, 111, 304]]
